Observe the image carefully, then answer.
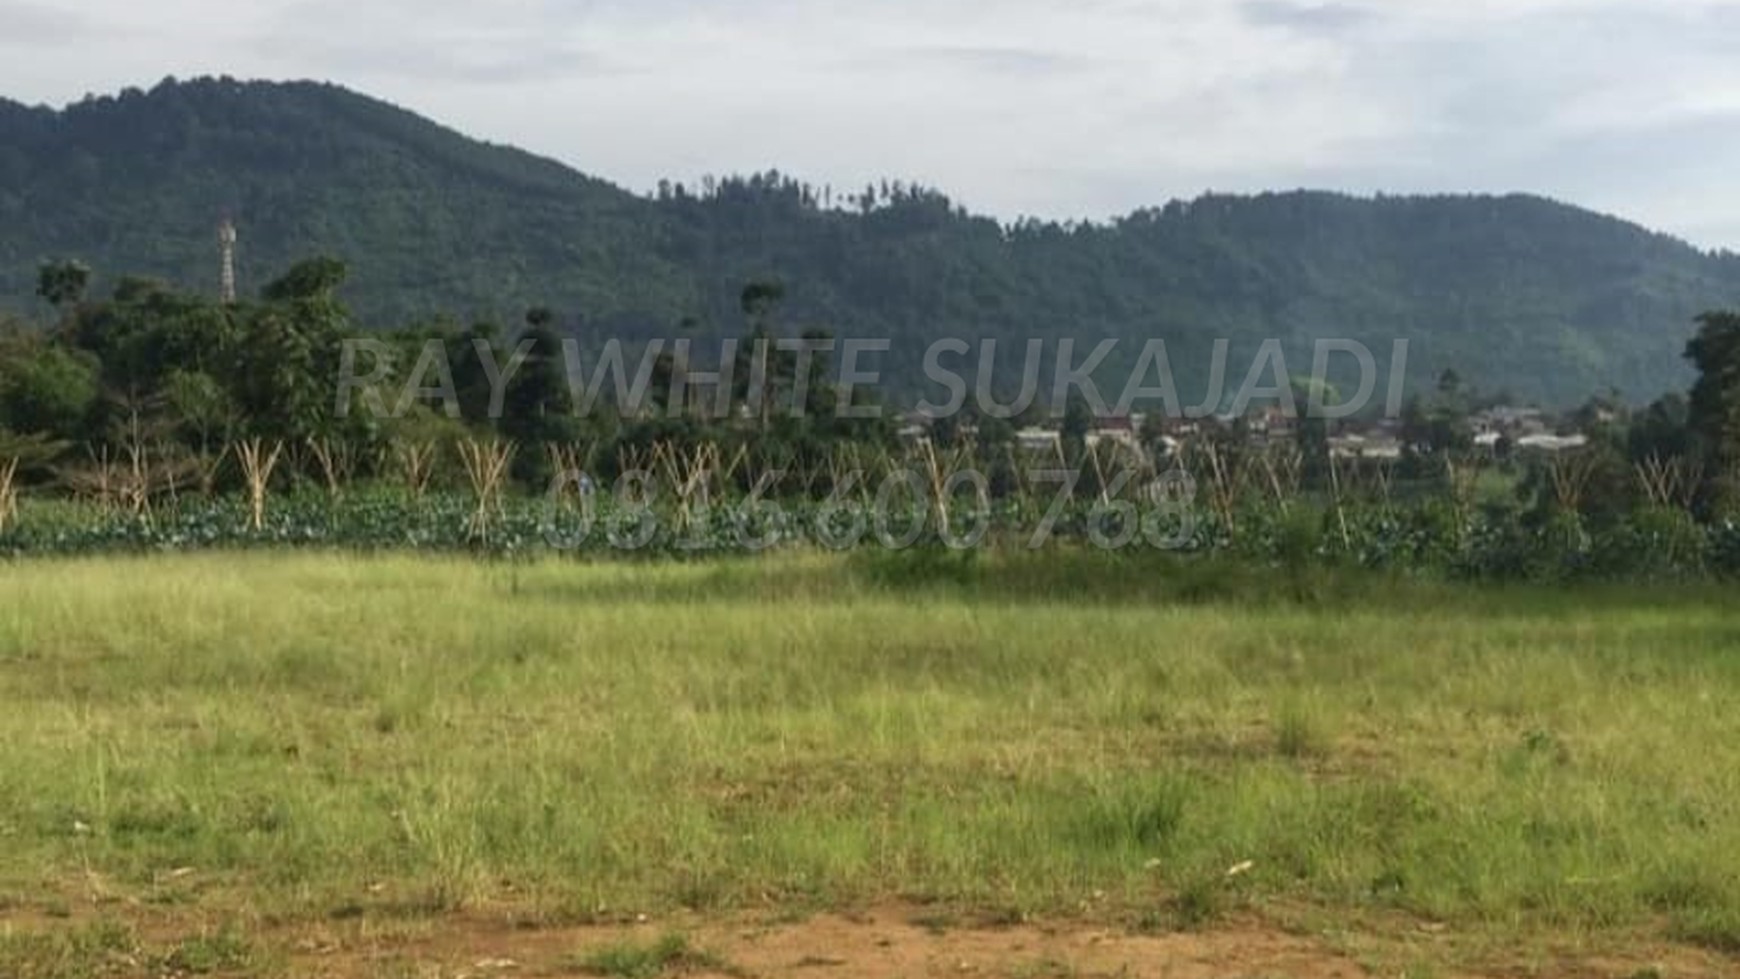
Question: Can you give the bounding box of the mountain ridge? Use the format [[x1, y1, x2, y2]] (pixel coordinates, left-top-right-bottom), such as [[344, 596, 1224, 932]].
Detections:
[[3, 76, 1737, 405]]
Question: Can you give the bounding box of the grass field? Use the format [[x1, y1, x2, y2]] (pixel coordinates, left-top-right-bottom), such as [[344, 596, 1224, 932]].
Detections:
[[1, 550, 1737, 977]]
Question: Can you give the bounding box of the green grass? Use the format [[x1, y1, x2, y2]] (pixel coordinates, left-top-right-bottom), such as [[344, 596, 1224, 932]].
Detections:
[[568, 932, 736, 977], [0, 919, 265, 978], [0, 549, 1737, 957], [0, 921, 139, 979]]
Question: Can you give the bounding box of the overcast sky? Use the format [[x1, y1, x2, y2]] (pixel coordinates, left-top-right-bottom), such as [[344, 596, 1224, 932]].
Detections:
[[7, 0, 1740, 249]]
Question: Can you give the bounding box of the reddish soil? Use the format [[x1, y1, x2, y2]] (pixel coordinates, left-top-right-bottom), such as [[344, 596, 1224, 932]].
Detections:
[[269, 907, 1727, 979], [6, 901, 1732, 978]]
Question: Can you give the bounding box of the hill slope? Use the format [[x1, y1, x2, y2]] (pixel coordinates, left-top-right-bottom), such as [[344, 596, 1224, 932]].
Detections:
[[3, 77, 1737, 405]]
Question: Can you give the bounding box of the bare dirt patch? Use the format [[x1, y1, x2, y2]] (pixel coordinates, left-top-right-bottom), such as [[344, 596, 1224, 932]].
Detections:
[[238, 906, 1729, 979], [4, 898, 1732, 978]]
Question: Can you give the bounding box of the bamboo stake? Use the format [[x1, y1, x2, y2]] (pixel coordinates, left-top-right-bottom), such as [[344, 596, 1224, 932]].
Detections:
[[1199, 441, 1242, 536], [458, 438, 515, 540], [236, 439, 285, 532], [1546, 450, 1595, 513], [1328, 451, 1352, 552], [1677, 457, 1705, 511], [1373, 458, 1395, 507], [1636, 454, 1700, 512], [721, 444, 749, 492], [122, 409, 151, 519], [195, 446, 229, 498], [546, 443, 579, 505], [394, 440, 438, 501], [1445, 452, 1484, 526], [1086, 440, 1111, 506], [0, 457, 17, 533], [1636, 455, 1675, 509], [921, 439, 950, 531], [306, 437, 357, 502], [1259, 447, 1303, 511]]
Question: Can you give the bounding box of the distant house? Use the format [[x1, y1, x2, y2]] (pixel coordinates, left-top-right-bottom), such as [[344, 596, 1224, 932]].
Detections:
[[1473, 406, 1549, 439], [1016, 427, 1063, 455], [1242, 406, 1296, 447], [1328, 433, 1404, 461], [1087, 415, 1138, 451], [1515, 433, 1590, 453]]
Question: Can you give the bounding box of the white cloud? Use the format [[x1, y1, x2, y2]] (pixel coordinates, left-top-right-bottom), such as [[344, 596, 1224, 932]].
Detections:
[[4, 0, 1740, 248]]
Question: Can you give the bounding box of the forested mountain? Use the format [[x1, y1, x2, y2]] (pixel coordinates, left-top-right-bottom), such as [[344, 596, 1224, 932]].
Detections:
[[3, 76, 1738, 405]]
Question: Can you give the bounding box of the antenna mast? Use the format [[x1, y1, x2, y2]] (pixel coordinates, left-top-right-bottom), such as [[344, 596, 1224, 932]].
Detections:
[[218, 217, 238, 304]]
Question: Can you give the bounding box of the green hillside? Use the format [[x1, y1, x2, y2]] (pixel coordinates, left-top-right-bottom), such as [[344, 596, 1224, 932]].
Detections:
[[3, 76, 1737, 404]]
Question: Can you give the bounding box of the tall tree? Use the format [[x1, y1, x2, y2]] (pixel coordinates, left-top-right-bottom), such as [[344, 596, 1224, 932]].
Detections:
[[1686, 311, 1740, 511], [501, 324, 577, 485], [1629, 393, 1692, 462], [1687, 312, 1740, 462], [736, 281, 787, 427], [1061, 395, 1093, 464], [230, 257, 354, 441], [0, 340, 98, 438], [36, 260, 91, 312]]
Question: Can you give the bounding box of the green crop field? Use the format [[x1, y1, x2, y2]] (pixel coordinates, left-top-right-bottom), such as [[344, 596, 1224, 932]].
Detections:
[[1, 550, 1738, 977]]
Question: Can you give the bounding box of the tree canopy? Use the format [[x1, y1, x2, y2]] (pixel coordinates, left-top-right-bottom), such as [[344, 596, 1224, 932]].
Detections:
[[3, 78, 1739, 406]]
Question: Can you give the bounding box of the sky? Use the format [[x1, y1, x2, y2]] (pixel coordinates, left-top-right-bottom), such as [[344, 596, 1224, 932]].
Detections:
[[7, 0, 1740, 249]]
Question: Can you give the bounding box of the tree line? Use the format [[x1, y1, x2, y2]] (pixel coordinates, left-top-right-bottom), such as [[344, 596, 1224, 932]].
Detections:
[[2, 253, 1739, 537]]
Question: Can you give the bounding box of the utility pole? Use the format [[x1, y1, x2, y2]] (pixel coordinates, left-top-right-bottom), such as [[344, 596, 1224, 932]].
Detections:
[[218, 217, 238, 304]]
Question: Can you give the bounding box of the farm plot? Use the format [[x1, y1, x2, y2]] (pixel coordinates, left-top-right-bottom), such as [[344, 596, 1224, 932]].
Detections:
[[0, 550, 1736, 977]]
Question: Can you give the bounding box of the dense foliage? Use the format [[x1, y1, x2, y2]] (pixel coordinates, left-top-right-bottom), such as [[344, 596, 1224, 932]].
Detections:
[[2, 246, 1740, 584], [4, 490, 1739, 586], [5, 78, 1740, 404]]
